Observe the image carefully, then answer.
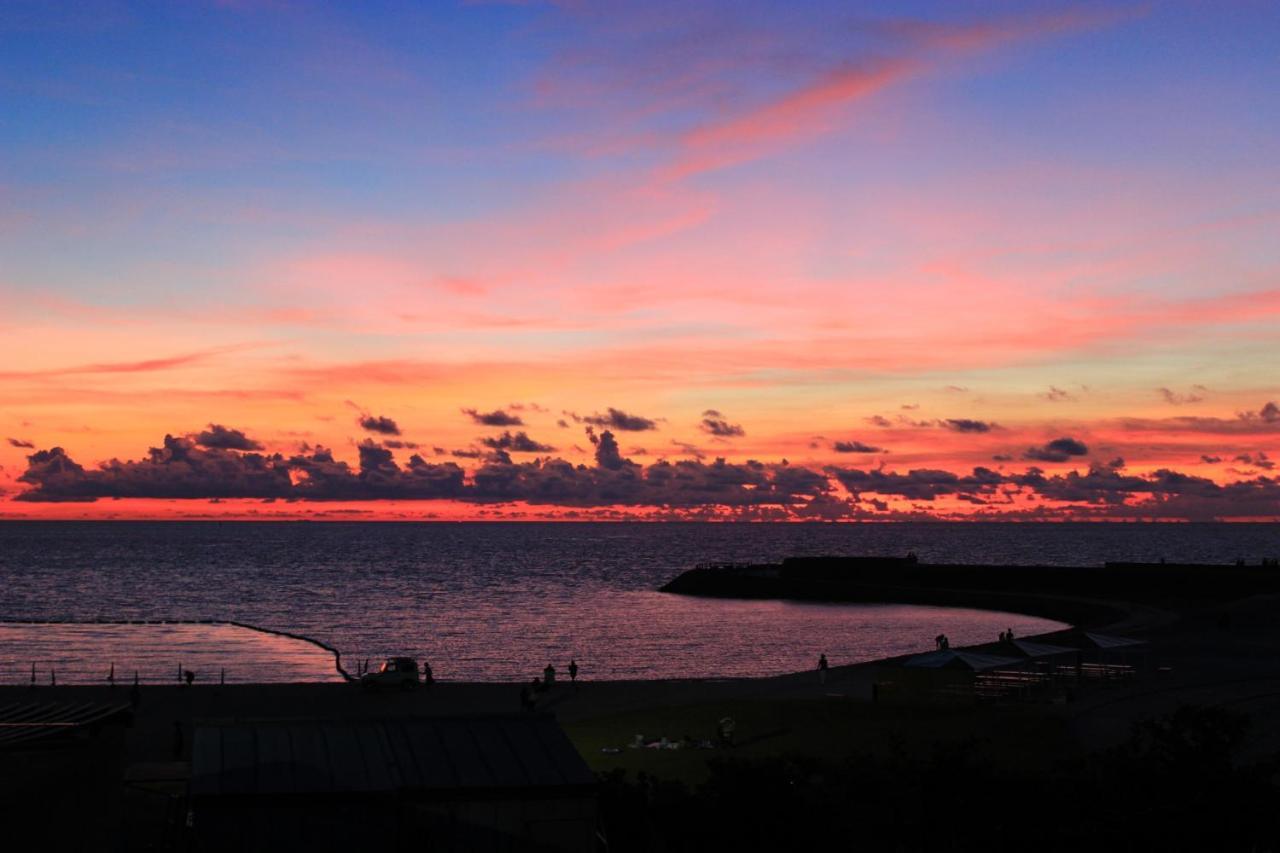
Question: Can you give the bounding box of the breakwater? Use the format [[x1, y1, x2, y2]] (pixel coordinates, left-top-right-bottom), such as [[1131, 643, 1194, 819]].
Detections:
[[659, 556, 1280, 626]]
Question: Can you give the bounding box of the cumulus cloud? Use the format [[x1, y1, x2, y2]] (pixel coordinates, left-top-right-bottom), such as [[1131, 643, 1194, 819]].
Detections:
[[15, 430, 1280, 520], [943, 418, 996, 433], [865, 415, 893, 428], [1233, 452, 1275, 471], [357, 414, 401, 435], [462, 408, 524, 427], [699, 410, 745, 437], [195, 424, 263, 451], [833, 440, 883, 453], [830, 465, 1008, 501], [16, 435, 467, 502], [1262, 402, 1280, 423], [569, 407, 658, 431], [1023, 436, 1089, 463], [7, 438, 34, 448], [830, 459, 1280, 518], [892, 416, 1000, 432], [480, 431, 556, 453], [592, 429, 627, 470], [14, 429, 825, 512]]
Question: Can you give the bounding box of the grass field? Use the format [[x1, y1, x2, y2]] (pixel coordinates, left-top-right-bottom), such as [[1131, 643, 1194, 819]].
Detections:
[[564, 696, 1078, 785]]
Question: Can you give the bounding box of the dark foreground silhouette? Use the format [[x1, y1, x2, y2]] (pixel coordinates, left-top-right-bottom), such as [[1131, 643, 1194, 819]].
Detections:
[[598, 705, 1280, 852]]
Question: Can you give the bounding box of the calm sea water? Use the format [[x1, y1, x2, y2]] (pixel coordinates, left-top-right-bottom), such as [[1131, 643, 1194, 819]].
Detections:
[[0, 522, 1274, 683]]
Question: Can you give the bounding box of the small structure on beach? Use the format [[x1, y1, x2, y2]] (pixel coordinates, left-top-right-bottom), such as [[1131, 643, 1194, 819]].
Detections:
[[877, 650, 1027, 704], [189, 714, 597, 852]]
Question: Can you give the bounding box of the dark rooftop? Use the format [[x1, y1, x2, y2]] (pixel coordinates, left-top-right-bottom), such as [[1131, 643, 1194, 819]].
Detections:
[[0, 700, 132, 748], [190, 714, 595, 799]]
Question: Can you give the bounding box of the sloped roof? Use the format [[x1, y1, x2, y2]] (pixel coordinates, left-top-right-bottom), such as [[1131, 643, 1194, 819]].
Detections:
[[1011, 639, 1078, 658], [1083, 632, 1146, 649], [190, 714, 595, 798], [903, 650, 1023, 671], [0, 700, 131, 748]]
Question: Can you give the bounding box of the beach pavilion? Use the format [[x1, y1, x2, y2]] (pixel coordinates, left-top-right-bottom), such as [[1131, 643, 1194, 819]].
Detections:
[[1043, 629, 1148, 676], [878, 650, 1028, 703]]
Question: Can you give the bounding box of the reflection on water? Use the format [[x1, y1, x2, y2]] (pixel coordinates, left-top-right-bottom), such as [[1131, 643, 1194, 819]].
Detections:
[[417, 593, 1061, 680], [1, 520, 1243, 681], [0, 622, 343, 684], [0, 599, 1059, 683]]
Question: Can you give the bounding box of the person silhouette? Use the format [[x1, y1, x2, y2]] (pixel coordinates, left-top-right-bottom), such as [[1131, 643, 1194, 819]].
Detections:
[[183, 669, 195, 687], [818, 654, 829, 684], [568, 659, 579, 685], [422, 661, 434, 687], [543, 663, 556, 688]]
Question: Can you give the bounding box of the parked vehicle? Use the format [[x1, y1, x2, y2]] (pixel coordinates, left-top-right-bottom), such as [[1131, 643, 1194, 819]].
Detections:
[[360, 657, 420, 690]]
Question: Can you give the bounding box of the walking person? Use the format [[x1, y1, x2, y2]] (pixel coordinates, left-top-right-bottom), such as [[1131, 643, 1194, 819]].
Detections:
[[543, 662, 556, 689], [568, 659, 579, 686], [818, 653, 829, 684]]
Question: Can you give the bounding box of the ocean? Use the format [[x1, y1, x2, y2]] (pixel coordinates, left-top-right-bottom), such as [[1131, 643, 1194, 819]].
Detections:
[[1, 521, 1274, 683]]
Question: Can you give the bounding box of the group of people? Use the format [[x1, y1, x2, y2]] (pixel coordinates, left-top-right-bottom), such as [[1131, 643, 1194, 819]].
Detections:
[[998, 628, 1017, 643], [520, 659, 579, 711], [934, 633, 951, 650]]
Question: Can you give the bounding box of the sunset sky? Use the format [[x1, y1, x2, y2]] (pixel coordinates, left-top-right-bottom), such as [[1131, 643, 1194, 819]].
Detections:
[[2, 1, 1278, 520]]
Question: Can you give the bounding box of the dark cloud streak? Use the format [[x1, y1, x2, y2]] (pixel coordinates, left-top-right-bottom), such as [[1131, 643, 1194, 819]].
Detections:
[[462, 408, 524, 427], [358, 415, 401, 435]]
